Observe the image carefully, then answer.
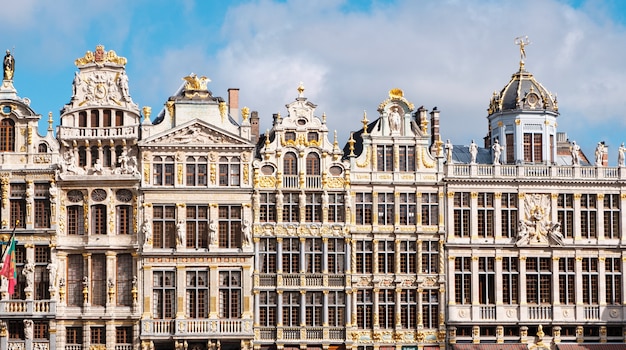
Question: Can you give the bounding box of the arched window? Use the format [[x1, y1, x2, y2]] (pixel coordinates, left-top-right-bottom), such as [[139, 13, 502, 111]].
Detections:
[[78, 147, 87, 167], [0, 119, 15, 152], [90, 110, 99, 127], [283, 153, 298, 175], [91, 204, 107, 235], [306, 153, 320, 176], [38, 143, 48, 153]]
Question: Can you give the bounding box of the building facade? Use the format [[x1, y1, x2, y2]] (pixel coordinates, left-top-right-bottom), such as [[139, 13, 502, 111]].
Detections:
[[0, 43, 626, 350]]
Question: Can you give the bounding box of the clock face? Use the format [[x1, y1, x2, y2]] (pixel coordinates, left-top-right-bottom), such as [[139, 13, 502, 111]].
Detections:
[[527, 93, 539, 106]]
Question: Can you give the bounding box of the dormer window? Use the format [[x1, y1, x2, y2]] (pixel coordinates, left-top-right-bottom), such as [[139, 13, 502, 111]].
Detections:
[[307, 132, 318, 142], [285, 131, 296, 142], [0, 119, 15, 152]]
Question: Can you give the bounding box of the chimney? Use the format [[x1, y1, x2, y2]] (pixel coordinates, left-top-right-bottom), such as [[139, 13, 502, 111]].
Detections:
[[228, 88, 239, 121], [430, 107, 440, 148], [250, 111, 260, 143]]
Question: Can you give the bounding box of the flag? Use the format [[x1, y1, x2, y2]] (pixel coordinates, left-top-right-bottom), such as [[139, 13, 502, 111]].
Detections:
[[0, 233, 16, 295]]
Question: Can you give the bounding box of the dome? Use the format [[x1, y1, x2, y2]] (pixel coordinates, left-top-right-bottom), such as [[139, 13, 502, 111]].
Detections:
[[488, 62, 558, 115]]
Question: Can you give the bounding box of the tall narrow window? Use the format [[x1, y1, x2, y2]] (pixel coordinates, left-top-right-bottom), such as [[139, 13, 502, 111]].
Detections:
[[90, 146, 99, 166], [355, 240, 373, 274], [67, 205, 85, 235], [559, 257, 575, 305], [327, 238, 345, 274], [582, 258, 598, 305], [115, 111, 124, 126], [377, 145, 393, 171], [67, 254, 84, 306], [116, 254, 133, 306], [356, 289, 373, 328], [91, 254, 106, 306], [557, 194, 574, 238], [91, 204, 107, 235], [399, 193, 416, 225], [282, 193, 299, 223], [606, 257, 622, 305], [116, 205, 131, 235], [378, 193, 394, 225], [581, 194, 597, 239], [378, 289, 395, 328], [478, 257, 495, 304], [526, 257, 551, 304], [422, 241, 439, 274], [186, 205, 209, 249], [34, 183, 50, 228], [501, 193, 518, 238], [153, 156, 175, 186], [502, 257, 519, 304], [282, 238, 299, 273], [259, 238, 277, 274], [90, 110, 99, 127], [455, 257, 471, 304], [282, 291, 299, 326], [328, 193, 344, 223], [186, 156, 208, 186], [505, 133, 514, 164], [523, 133, 543, 163], [9, 183, 25, 228], [604, 194, 620, 239], [305, 238, 323, 273], [453, 192, 470, 237], [152, 205, 176, 249], [305, 193, 322, 222], [219, 157, 240, 186], [34, 246, 50, 300], [306, 153, 320, 175], [477, 193, 495, 237], [422, 289, 439, 329], [421, 193, 438, 226], [399, 241, 416, 274], [328, 291, 345, 327], [259, 291, 277, 327], [153, 270, 175, 319], [399, 145, 415, 171], [219, 270, 241, 318], [377, 241, 394, 274], [259, 193, 276, 223], [283, 153, 298, 175], [400, 289, 417, 329], [0, 119, 15, 151], [186, 270, 209, 318], [355, 193, 373, 225], [305, 292, 323, 326], [218, 205, 241, 248]]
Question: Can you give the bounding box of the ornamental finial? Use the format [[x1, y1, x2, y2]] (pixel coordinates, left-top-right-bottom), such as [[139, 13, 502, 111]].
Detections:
[[514, 36, 530, 68], [297, 82, 305, 97]]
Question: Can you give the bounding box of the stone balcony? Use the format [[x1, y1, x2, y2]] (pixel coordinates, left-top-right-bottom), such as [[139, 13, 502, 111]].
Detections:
[[449, 304, 624, 323], [0, 299, 56, 317], [57, 125, 139, 140], [257, 326, 345, 341], [256, 273, 346, 288], [445, 163, 626, 180], [141, 318, 253, 337]]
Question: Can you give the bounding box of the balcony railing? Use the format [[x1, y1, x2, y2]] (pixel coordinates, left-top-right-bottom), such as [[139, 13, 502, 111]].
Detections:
[[447, 164, 625, 180], [57, 125, 139, 140], [257, 273, 345, 288], [528, 306, 552, 320], [584, 305, 600, 320], [0, 300, 56, 316], [258, 327, 345, 341], [141, 318, 253, 336], [480, 305, 496, 320]]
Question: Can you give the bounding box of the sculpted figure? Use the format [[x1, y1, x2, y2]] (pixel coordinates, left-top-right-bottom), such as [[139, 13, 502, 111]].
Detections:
[[388, 106, 401, 133], [619, 143, 626, 166], [571, 141, 580, 165], [469, 140, 478, 164], [445, 139, 453, 163], [3, 50, 14, 80], [492, 139, 502, 165]]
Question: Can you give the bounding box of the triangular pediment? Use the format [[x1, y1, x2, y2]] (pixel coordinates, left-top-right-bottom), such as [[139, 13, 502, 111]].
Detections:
[[142, 120, 250, 147]]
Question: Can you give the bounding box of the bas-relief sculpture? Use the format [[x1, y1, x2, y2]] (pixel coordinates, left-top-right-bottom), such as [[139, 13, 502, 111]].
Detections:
[[516, 194, 563, 246]]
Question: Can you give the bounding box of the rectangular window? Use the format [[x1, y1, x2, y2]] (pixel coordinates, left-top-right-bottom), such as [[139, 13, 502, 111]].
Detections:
[[582, 257, 598, 305], [355, 193, 373, 225], [422, 241, 439, 274], [328, 193, 345, 223], [506, 134, 514, 164], [219, 158, 240, 186], [282, 238, 299, 273], [478, 257, 495, 304], [282, 291, 299, 327], [377, 241, 394, 274], [327, 238, 345, 274], [282, 193, 299, 223], [186, 158, 208, 186], [153, 205, 176, 249], [259, 238, 277, 273], [66, 327, 83, 344], [116, 205, 131, 235], [67, 205, 85, 235], [398, 145, 416, 171], [91, 326, 105, 345], [398, 193, 416, 225], [33, 321, 48, 340], [219, 270, 241, 318], [378, 193, 394, 225], [454, 192, 470, 237], [557, 194, 574, 238], [502, 257, 519, 304], [10, 183, 26, 228], [501, 193, 518, 238], [355, 240, 373, 274], [305, 238, 322, 273], [305, 193, 322, 222], [153, 270, 176, 319], [559, 257, 575, 305], [186, 205, 209, 249], [526, 257, 551, 304], [67, 254, 84, 306], [399, 241, 416, 274], [454, 257, 471, 304], [259, 291, 277, 327], [606, 257, 622, 305], [523, 133, 543, 163], [377, 145, 393, 171], [356, 289, 373, 328], [400, 289, 417, 329], [91, 204, 107, 235], [91, 254, 106, 306], [328, 291, 345, 327], [116, 254, 133, 306], [259, 193, 276, 223], [116, 326, 133, 345], [477, 193, 494, 237], [422, 289, 439, 329], [581, 194, 597, 239], [34, 246, 50, 300], [186, 270, 209, 318], [378, 289, 395, 328], [219, 205, 242, 248], [305, 292, 323, 326], [34, 183, 50, 228], [604, 194, 620, 239], [421, 193, 439, 226]]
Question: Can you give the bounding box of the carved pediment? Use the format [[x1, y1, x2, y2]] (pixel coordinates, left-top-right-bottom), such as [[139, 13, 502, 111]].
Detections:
[[146, 124, 246, 146]]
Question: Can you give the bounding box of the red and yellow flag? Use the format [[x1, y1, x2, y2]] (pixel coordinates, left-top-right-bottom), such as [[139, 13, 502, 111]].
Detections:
[[0, 234, 17, 295]]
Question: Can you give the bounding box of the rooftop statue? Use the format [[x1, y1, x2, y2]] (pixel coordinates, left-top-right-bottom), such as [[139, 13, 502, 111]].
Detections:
[[3, 50, 14, 80]]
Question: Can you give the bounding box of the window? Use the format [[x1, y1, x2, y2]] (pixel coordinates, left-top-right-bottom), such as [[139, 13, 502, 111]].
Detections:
[[501, 193, 518, 238], [13, 246, 25, 300], [116, 205, 131, 235], [90, 146, 99, 166], [526, 257, 551, 304], [153, 270, 176, 319], [115, 111, 123, 126], [0, 118, 15, 151], [33, 321, 48, 340], [153, 156, 175, 186], [91, 326, 105, 345], [398, 193, 416, 225], [282, 193, 299, 223], [38, 143, 48, 153], [218, 205, 242, 248], [454, 192, 470, 237], [305, 238, 323, 273], [582, 257, 598, 305], [34, 246, 50, 300], [66, 327, 83, 344], [328, 193, 344, 223], [399, 145, 415, 171], [422, 241, 439, 274], [284, 131, 296, 142], [305, 193, 322, 222], [355, 193, 373, 225], [378, 241, 394, 274], [259, 193, 276, 223], [186, 205, 209, 248], [116, 326, 132, 345], [67, 254, 84, 306], [259, 238, 277, 273], [421, 193, 438, 226], [356, 289, 373, 328], [506, 134, 514, 163], [400, 289, 417, 329], [10, 183, 25, 228], [219, 271, 241, 318], [306, 153, 320, 176], [91, 204, 107, 235], [282, 238, 299, 273], [79, 112, 87, 127], [259, 291, 277, 327], [186, 270, 209, 318], [116, 254, 133, 306], [604, 194, 620, 239], [454, 257, 471, 304], [399, 241, 416, 274], [523, 133, 542, 163], [282, 291, 300, 326], [78, 146, 87, 167], [307, 132, 319, 142], [606, 257, 622, 305], [305, 292, 323, 326], [378, 193, 394, 225], [378, 289, 395, 328], [153, 205, 176, 249], [67, 205, 85, 235], [103, 146, 111, 167], [377, 145, 393, 171], [422, 289, 439, 328], [559, 257, 575, 305], [283, 152, 298, 175], [91, 110, 100, 127], [219, 156, 240, 186], [477, 193, 494, 237], [502, 257, 519, 304], [103, 110, 111, 127], [580, 194, 597, 239], [34, 183, 50, 228], [327, 238, 345, 274], [186, 156, 208, 186], [478, 257, 495, 304], [355, 240, 373, 274], [91, 254, 106, 306], [558, 194, 574, 238], [328, 291, 345, 327]]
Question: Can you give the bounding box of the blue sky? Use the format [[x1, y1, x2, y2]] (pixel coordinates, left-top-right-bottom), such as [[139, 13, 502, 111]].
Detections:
[[4, 0, 626, 163]]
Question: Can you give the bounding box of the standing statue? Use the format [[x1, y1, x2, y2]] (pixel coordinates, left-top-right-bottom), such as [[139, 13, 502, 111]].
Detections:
[[24, 319, 33, 339], [469, 140, 478, 164], [118, 71, 130, 101], [242, 219, 252, 246], [492, 139, 502, 165], [22, 259, 35, 291], [209, 220, 218, 245], [176, 219, 185, 247], [445, 139, 453, 163], [570, 141, 580, 165], [595, 142, 606, 166], [388, 106, 401, 133], [3, 50, 14, 80], [619, 143, 626, 167]]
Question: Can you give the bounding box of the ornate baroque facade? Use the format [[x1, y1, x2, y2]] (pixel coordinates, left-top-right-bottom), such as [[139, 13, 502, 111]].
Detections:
[[0, 42, 624, 350]]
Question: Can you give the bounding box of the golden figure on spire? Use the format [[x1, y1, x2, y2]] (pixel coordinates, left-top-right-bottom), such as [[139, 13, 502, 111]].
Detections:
[[514, 36, 530, 62]]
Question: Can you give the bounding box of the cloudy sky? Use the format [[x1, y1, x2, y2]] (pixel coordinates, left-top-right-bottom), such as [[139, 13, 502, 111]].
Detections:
[[3, 0, 626, 163]]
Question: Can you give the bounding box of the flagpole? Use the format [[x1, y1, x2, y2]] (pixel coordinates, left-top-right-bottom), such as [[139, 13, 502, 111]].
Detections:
[[0, 220, 18, 262]]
